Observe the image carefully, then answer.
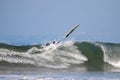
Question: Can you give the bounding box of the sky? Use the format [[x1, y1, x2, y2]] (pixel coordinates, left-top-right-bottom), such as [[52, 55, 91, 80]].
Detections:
[[0, 0, 120, 44]]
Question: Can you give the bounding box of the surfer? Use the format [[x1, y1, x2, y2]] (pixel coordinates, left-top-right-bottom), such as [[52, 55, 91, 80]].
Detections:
[[45, 42, 50, 46], [45, 40, 60, 46], [45, 24, 79, 46], [30, 24, 80, 54]]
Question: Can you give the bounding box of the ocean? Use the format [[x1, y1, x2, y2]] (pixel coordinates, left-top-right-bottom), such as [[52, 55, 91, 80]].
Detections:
[[0, 40, 120, 80]]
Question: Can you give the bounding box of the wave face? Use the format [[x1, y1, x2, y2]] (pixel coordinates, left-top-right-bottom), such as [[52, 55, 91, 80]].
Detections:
[[0, 41, 120, 71], [98, 42, 120, 68], [0, 41, 87, 69]]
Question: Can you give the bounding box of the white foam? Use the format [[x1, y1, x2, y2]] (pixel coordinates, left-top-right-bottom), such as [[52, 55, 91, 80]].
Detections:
[[97, 42, 120, 68], [0, 40, 88, 68]]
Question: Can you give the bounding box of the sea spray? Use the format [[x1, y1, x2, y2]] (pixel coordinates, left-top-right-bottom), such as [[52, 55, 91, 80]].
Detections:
[[0, 40, 87, 68], [98, 42, 120, 68], [0, 40, 120, 71]]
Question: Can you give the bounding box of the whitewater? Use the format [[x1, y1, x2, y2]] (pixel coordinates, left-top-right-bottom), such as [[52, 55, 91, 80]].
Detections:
[[0, 40, 87, 69], [0, 40, 120, 80]]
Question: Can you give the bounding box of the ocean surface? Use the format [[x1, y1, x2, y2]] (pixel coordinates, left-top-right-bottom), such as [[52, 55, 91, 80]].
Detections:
[[0, 40, 120, 80]]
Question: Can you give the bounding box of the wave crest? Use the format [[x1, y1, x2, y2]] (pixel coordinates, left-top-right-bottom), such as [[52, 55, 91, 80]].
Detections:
[[0, 40, 87, 68]]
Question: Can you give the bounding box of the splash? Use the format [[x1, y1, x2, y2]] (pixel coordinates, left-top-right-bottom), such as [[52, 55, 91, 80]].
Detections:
[[98, 43, 120, 68], [0, 40, 87, 68], [1, 40, 120, 70]]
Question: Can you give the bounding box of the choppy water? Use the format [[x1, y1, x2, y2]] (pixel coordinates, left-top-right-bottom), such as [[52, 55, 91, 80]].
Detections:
[[1, 72, 120, 80]]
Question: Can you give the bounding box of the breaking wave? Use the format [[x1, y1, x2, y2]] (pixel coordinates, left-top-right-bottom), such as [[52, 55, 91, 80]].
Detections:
[[0, 40, 120, 70], [0, 41, 87, 69]]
